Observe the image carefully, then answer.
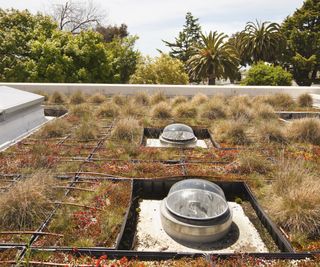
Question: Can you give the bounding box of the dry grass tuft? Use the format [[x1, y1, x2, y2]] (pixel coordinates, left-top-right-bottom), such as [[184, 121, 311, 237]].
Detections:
[[228, 101, 254, 121], [191, 93, 209, 105], [253, 103, 277, 120], [151, 91, 166, 105], [96, 103, 119, 118], [111, 117, 141, 142], [213, 120, 250, 145], [90, 93, 106, 104], [40, 120, 70, 138], [70, 103, 92, 117], [75, 121, 98, 141], [33, 90, 49, 101], [255, 121, 287, 143], [286, 118, 320, 145], [134, 91, 150, 106], [0, 172, 56, 230], [171, 96, 188, 106], [200, 98, 226, 120], [297, 93, 313, 108], [266, 93, 295, 110], [269, 160, 320, 236], [152, 102, 172, 119], [121, 101, 145, 117], [70, 90, 86, 104], [112, 94, 127, 106], [174, 103, 198, 118], [235, 151, 272, 174], [49, 91, 65, 104]]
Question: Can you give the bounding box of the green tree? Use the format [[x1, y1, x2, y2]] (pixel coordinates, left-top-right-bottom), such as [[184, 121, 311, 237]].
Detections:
[[187, 31, 239, 85], [240, 20, 286, 64], [96, 24, 129, 42], [163, 12, 201, 63], [281, 0, 320, 86], [129, 54, 189, 84], [241, 62, 292, 86]]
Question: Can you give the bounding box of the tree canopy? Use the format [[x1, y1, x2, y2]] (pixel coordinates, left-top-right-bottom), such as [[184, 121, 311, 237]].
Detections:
[[281, 0, 320, 86], [163, 12, 201, 63], [129, 54, 189, 84], [0, 9, 139, 83]]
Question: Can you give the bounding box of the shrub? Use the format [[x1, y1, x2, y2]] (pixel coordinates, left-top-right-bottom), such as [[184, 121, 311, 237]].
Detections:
[[287, 118, 320, 145], [96, 103, 119, 118], [171, 96, 188, 106], [255, 121, 287, 143], [49, 91, 65, 104], [134, 91, 150, 106], [213, 120, 250, 145], [201, 99, 226, 120], [174, 103, 198, 118], [111, 118, 141, 142], [191, 93, 208, 105], [151, 91, 166, 104], [241, 62, 292, 86], [90, 93, 106, 104], [112, 94, 127, 106], [152, 102, 172, 119], [70, 90, 86, 104], [70, 103, 92, 117], [297, 93, 313, 108], [235, 151, 272, 174], [75, 121, 98, 141], [0, 172, 56, 230], [40, 120, 70, 138]]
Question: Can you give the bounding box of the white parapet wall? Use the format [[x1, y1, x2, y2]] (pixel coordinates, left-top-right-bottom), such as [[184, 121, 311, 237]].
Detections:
[[0, 83, 320, 97]]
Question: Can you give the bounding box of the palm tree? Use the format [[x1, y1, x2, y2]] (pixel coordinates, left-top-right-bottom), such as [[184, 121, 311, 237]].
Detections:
[[187, 31, 239, 85], [240, 20, 285, 64]]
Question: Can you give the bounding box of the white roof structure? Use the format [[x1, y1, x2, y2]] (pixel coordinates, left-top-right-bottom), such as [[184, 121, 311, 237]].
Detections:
[[0, 86, 46, 150]]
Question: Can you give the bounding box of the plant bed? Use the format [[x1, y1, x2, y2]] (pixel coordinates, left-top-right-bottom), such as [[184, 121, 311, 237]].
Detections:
[[0, 247, 22, 266], [81, 161, 185, 178], [33, 179, 132, 248]]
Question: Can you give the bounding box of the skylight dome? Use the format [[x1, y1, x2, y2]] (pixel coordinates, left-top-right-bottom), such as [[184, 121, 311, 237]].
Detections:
[[159, 123, 197, 145]]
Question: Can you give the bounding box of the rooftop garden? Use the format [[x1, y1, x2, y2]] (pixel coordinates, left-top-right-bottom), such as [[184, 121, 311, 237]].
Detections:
[[0, 91, 319, 266]]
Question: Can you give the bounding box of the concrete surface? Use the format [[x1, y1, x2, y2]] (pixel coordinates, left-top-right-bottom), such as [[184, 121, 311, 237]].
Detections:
[[134, 200, 268, 253], [146, 138, 208, 148]]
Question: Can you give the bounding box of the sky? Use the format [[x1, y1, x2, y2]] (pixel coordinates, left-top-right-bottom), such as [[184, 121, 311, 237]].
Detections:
[[0, 0, 305, 56]]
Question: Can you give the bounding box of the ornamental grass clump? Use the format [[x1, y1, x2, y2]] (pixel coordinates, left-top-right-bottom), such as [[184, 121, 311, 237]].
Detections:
[[255, 121, 287, 143], [40, 119, 70, 138], [151, 91, 166, 105], [49, 91, 65, 104], [171, 95, 188, 106], [70, 91, 86, 104], [75, 121, 98, 141], [152, 102, 172, 119], [200, 98, 226, 120], [134, 91, 150, 106], [111, 117, 141, 142], [266, 93, 295, 110], [286, 118, 320, 145], [297, 93, 313, 108], [213, 120, 250, 145], [0, 172, 56, 230], [112, 94, 127, 106], [96, 103, 119, 118], [174, 103, 198, 118], [228, 96, 254, 121], [191, 93, 209, 105], [270, 160, 320, 236], [235, 151, 272, 174], [89, 93, 106, 104], [253, 103, 278, 120], [70, 103, 92, 117]]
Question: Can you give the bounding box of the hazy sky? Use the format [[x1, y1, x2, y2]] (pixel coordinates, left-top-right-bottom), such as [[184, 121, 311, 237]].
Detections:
[[0, 0, 304, 56]]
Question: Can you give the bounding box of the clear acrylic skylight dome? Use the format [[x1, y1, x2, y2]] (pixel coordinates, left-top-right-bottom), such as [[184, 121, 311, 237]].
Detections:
[[160, 123, 197, 144], [165, 179, 228, 221]]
